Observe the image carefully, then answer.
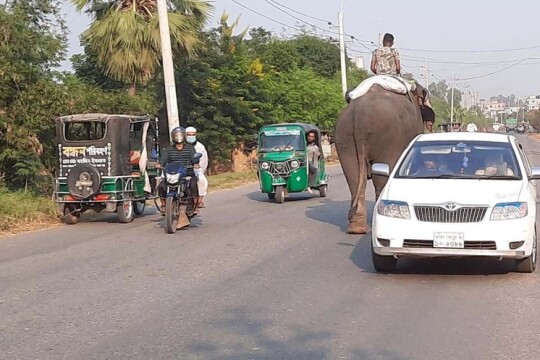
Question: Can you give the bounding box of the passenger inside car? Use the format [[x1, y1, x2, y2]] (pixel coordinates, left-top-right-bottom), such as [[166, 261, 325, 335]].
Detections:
[[474, 151, 515, 176]]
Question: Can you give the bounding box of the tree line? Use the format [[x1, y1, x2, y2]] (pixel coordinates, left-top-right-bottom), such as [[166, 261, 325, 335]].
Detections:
[[1, 0, 477, 192]]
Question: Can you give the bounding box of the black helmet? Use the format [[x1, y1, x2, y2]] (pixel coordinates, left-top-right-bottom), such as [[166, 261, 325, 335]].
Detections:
[[171, 126, 185, 144]]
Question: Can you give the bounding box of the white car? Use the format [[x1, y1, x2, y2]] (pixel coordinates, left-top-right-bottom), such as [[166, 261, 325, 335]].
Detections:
[[371, 132, 539, 273]]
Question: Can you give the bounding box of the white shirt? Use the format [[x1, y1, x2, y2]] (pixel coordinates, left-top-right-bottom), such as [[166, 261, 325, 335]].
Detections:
[[194, 141, 208, 173]]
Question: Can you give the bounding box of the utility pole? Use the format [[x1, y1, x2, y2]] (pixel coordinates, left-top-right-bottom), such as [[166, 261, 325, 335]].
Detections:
[[424, 57, 430, 89], [464, 84, 469, 110], [450, 70, 455, 124], [157, 0, 180, 137], [338, 1, 347, 97]]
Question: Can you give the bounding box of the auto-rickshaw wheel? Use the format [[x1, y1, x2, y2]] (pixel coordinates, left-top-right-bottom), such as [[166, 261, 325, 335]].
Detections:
[[63, 204, 80, 225], [319, 185, 328, 197], [134, 200, 146, 216], [275, 185, 285, 204], [267, 193, 276, 200], [117, 199, 134, 223]]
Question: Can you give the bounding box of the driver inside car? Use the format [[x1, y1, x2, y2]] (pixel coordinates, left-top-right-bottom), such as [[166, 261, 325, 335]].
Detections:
[[412, 155, 450, 176], [156, 127, 200, 215]]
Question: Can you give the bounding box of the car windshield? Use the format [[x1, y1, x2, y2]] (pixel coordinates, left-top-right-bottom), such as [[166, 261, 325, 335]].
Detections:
[[395, 140, 522, 180], [259, 130, 305, 152]]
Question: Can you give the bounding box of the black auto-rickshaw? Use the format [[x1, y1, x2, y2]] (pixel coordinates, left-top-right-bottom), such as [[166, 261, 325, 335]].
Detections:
[[54, 113, 160, 224]]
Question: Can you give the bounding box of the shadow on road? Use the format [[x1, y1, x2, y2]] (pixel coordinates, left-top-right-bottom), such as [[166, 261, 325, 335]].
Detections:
[[246, 191, 318, 203], [351, 234, 516, 275], [305, 199, 375, 235], [186, 307, 331, 359], [185, 306, 411, 360], [346, 202, 518, 275]]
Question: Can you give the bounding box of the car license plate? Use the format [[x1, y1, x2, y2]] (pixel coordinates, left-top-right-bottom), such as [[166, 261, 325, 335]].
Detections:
[[433, 232, 464, 248]]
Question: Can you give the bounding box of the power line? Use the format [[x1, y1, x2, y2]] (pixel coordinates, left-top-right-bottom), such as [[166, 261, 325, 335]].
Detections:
[[262, 0, 340, 37], [457, 58, 531, 80], [231, 0, 300, 31], [400, 55, 540, 66], [266, 0, 331, 24], [400, 45, 540, 54]]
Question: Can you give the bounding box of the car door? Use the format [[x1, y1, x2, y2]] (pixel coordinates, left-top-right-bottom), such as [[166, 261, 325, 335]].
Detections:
[[515, 140, 537, 204]]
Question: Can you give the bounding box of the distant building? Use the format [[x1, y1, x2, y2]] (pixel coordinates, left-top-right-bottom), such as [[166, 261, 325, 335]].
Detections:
[[354, 56, 364, 70], [525, 96, 540, 111], [480, 100, 506, 119]]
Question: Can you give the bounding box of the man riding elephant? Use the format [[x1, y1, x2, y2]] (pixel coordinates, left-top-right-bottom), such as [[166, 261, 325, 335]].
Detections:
[[335, 77, 435, 234]]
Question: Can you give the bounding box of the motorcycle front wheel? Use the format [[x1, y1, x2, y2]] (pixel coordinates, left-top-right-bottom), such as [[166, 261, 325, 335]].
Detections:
[[165, 196, 179, 234]]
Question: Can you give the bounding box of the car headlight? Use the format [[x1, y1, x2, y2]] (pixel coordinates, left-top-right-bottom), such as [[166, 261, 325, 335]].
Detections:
[[377, 200, 410, 219], [166, 173, 180, 184], [290, 160, 299, 169], [490, 202, 528, 220], [260, 162, 269, 170]]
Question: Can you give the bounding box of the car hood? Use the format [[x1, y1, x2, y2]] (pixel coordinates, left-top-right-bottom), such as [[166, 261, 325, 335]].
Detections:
[[385, 178, 525, 205]]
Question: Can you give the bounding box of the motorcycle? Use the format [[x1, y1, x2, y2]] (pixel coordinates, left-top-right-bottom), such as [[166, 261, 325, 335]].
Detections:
[[161, 153, 202, 234]]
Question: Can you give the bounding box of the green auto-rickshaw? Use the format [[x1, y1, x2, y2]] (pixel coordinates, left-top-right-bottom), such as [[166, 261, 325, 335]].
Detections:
[[53, 113, 161, 224], [257, 123, 329, 203]]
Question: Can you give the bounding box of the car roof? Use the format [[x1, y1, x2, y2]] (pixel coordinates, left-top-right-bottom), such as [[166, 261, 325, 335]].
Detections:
[[416, 132, 513, 144]]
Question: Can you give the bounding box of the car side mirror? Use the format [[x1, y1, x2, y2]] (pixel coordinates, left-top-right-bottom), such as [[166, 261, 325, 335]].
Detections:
[[530, 166, 540, 180], [372, 163, 390, 177]]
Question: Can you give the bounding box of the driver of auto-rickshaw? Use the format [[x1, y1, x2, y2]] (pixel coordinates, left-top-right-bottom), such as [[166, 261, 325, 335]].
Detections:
[[306, 130, 320, 193], [156, 127, 200, 214]]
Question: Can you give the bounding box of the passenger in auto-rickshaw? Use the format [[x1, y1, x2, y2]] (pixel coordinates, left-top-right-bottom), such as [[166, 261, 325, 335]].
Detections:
[[306, 130, 320, 193]]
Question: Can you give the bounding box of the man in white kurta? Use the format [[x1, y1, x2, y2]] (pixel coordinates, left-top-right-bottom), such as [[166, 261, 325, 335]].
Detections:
[[185, 126, 208, 207]]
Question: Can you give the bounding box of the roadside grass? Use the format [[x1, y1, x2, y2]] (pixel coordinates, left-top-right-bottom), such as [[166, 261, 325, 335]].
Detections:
[[0, 189, 59, 237], [208, 170, 259, 192]]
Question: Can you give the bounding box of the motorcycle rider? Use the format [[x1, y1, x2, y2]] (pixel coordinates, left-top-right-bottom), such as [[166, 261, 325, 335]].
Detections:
[[156, 127, 200, 215]]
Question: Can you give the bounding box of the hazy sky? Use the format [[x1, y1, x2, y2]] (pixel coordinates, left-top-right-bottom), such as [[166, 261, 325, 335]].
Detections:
[[60, 0, 540, 100]]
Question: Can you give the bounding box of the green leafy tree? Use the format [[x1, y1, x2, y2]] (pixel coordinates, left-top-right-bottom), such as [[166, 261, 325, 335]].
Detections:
[[265, 68, 344, 130], [70, 0, 213, 95], [173, 19, 273, 170], [292, 35, 342, 78], [0, 1, 67, 190]]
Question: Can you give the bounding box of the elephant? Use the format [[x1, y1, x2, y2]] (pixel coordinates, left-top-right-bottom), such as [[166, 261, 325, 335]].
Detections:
[[335, 80, 435, 234]]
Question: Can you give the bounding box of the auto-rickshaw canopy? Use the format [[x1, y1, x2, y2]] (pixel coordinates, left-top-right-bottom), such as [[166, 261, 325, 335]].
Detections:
[[55, 113, 154, 177], [258, 122, 325, 158]]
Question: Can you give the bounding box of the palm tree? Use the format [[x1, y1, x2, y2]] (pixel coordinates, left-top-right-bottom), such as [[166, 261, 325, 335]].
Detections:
[[70, 0, 213, 95]]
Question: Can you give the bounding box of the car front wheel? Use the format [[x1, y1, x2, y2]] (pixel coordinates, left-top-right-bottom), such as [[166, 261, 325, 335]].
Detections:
[[371, 241, 397, 273], [515, 228, 537, 273]]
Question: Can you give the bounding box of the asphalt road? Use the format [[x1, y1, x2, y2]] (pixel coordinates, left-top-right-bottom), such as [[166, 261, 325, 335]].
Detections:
[[2, 134, 540, 360]]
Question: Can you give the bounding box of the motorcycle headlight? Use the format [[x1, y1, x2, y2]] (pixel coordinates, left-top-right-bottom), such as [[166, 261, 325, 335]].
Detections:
[[166, 173, 180, 184], [490, 202, 528, 220], [260, 162, 269, 170], [377, 200, 410, 219], [290, 160, 299, 169]]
